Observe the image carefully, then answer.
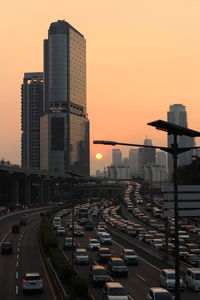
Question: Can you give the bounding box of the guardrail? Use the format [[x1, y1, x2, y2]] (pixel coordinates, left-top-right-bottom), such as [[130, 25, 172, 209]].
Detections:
[[38, 230, 68, 300]]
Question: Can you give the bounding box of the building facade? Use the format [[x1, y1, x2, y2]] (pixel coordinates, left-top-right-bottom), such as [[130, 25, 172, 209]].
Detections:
[[41, 20, 89, 176], [21, 72, 43, 169], [112, 149, 122, 165], [167, 104, 195, 175]]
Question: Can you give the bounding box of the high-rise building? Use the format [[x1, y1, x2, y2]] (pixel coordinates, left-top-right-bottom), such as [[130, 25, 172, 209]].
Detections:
[[138, 138, 156, 178], [40, 20, 90, 176], [156, 151, 167, 171], [21, 72, 43, 169], [112, 149, 122, 165], [129, 149, 139, 176], [167, 104, 195, 174]]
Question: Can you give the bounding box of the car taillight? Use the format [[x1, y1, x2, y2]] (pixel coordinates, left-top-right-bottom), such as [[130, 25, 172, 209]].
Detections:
[[37, 280, 43, 283], [23, 281, 29, 283]]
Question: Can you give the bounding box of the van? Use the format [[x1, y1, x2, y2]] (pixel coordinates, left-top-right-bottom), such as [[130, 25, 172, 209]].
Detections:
[[99, 232, 112, 245], [159, 269, 186, 290], [185, 268, 200, 291]]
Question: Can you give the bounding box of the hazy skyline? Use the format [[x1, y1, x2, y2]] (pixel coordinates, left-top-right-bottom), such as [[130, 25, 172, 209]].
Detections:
[[1, 0, 200, 175]]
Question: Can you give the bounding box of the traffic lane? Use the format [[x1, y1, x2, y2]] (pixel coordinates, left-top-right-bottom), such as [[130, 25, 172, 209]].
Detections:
[[75, 228, 200, 300], [17, 217, 53, 300], [0, 229, 23, 300], [0, 211, 44, 244]]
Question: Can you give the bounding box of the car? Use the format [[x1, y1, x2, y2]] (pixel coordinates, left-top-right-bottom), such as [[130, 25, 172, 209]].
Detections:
[[1, 242, 13, 254], [74, 248, 89, 264], [97, 247, 112, 263], [102, 282, 129, 300], [88, 239, 100, 250], [89, 265, 110, 286], [108, 257, 128, 277], [12, 224, 19, 233], [183, 254, 200, 267], [96, 227, 106, 238], [85, 220, 94, 230], [56, 226, 66, 236], [22, 273, 43, 293], [159, 269, 186, 290], [99, 232, 112, 245], [74, 226, 84, 236], [121, 249, 139, 265], [146, 287, 174, 300], [185, 267, 200, 291], [63, 237, 76, 250], [20, 217, 27, 225], [186, 243, 200, 254]]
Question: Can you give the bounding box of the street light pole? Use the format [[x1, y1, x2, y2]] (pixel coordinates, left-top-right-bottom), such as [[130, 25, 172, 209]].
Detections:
[[172, 134, 180, 300]]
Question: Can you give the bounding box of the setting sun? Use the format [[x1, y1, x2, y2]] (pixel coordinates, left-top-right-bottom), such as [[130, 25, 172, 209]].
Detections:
[[96, 153, 103, 160]]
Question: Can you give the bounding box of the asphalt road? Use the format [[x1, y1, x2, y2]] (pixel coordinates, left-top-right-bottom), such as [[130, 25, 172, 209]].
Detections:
[[0, 210, 53, 300]]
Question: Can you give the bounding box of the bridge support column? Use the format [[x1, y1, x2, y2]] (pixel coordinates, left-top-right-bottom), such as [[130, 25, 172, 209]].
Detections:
[[24, 176, 31, 207], [40, 179, 44, 203], [12, 176, 19, 206]]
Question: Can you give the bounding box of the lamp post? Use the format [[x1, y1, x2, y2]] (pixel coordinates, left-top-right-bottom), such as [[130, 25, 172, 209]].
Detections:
[[94, 119, 200, 300]]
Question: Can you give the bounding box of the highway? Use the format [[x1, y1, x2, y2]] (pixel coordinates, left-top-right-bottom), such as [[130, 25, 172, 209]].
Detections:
[[0, 210, 53, 300], [57, 206, 200, 300]]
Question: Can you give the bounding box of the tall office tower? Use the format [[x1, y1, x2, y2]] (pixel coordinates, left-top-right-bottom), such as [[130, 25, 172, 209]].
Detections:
[[41, 20, 90, 176], [112, 149, 122, 165], [143, 138, 156, 164], [21, 72, 43, 169], [167, 104, 195, 174], [156, 151, 167, 170], [129, 149, 139, 173], [138, 139, 156, 178]]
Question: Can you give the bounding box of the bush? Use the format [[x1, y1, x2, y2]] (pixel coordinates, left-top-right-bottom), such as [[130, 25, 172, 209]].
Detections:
[[71, 277, 89, 298], [40, 218, 58, 255], [49, 248, 72, 284]]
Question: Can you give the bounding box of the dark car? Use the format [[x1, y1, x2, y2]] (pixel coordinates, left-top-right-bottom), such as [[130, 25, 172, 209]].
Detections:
[[108, 257, 128, 277], [1, 242, 13, 254], [183, 254, 200, 267], [12, 224, 20, 233], [97, 247, 112, 263], [20, 217, 27, 225], [89, 265, 110, 286], [85, 220, 94, 231]]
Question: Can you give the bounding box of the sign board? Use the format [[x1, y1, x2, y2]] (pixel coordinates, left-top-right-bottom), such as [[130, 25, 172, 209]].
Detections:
[[162, 184, 200, 217]]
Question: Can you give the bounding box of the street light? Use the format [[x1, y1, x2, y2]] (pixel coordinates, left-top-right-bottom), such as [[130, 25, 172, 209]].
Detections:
[[94, 119, 200, 300]]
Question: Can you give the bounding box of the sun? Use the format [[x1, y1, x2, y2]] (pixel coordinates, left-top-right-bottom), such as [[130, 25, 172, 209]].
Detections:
[[96, 153, 103, 160]]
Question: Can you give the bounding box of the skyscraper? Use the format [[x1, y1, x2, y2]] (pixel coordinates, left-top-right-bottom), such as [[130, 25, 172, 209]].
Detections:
[[40, 20, 90, 176], [112, 149, 122, 165], [21, 72, 43, 169], [167, 104, 195, 174]]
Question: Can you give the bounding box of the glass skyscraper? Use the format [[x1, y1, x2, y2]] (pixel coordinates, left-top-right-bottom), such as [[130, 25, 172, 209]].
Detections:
[[41, 20, 89, 176], [167, 104, 195, 175]]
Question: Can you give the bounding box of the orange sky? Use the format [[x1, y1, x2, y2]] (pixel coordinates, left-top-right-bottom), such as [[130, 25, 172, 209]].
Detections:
[[1, 0, 200, 175]]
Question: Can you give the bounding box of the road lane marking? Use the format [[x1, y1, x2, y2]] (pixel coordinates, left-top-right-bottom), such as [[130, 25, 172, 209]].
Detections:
[[112, 240, 161, 271], [17, 254, 19, 259], [136, 273, 146, 281], [17, 247, 20, 252], [16, 261, 18, 267], [0, 230, 11, 246], [16, 272, 18, 279], [16, 286, 18, 295]]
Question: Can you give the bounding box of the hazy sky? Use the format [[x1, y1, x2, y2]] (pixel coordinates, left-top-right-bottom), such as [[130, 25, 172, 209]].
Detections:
[[1, 0, 200, 175]]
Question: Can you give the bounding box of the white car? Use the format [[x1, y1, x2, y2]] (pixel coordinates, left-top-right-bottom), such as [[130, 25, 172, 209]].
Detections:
[[160, 269, 186, 290], [22, 273, 43, 293], [96, 227, 106, 238], [75, 248, 89, 264], [121, 249, 139, 265], [88, 239, 100, 250], [103, 282, 129, 300], [146, 287, 173, 300], [56, 226, 65, 236]]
